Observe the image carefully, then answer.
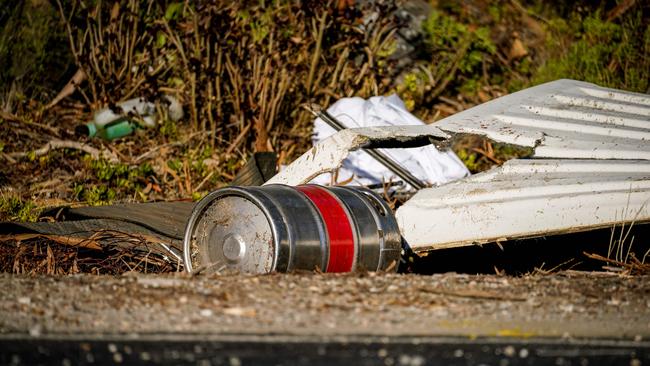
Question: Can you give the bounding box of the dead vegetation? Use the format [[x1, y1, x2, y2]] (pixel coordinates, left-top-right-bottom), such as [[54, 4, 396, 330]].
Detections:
[[0, 234, 180, 275], [55, 0, 400, 153], [0, 0, 648, 275], [583, 217, 650, 275]]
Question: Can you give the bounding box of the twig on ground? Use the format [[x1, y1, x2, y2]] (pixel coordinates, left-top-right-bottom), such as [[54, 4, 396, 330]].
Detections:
[[194, 171, 215, 192], [509, 0, 550, 24], [0, 234, 102, 250], [419, 287, 527, 302], [226, 123, 252, 155], [1, 153, 16, 163], [607, 0, 636, 21], [8, 139, 119, 163], [45, 69, 87, 109], [584, 251, 650, 274], [1, 111, 60, 136]]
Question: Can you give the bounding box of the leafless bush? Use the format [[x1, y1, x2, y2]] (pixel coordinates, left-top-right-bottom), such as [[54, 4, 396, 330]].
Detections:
[[57, 0, 399, 163]]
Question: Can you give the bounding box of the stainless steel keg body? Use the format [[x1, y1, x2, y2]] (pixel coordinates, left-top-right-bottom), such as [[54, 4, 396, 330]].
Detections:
[[328, 186, 402, 271], [183, 184, 401, 274]]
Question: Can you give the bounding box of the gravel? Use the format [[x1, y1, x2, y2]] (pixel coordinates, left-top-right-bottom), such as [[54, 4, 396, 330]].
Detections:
[[1, 271, 649, 339]]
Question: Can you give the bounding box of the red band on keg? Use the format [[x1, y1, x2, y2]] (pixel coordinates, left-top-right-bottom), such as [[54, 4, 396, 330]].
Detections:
[[297, 185, 355, 272]]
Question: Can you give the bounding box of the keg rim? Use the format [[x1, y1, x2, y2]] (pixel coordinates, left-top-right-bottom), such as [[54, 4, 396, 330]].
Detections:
[[332, 186, 402, 272], [182, 187, 280, 273]]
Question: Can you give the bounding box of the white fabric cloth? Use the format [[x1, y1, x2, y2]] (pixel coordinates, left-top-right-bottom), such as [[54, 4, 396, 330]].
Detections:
[[310, 94, 470, 187]]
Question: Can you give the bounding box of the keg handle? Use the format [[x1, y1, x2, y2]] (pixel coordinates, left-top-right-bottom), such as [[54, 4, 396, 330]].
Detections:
[[354, 187, 390, 217]]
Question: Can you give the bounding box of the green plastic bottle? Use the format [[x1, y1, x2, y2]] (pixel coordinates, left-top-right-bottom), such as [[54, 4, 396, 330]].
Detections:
[[76, 95, 182, 141], [76, 118, 137, 141]]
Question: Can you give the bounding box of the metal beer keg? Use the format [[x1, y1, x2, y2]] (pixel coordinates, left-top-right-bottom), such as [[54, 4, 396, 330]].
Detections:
[[183, 184, 401, 274]]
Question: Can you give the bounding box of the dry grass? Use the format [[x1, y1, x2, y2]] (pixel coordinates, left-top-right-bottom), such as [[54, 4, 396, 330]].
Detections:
[[0, 235, 180, 275], [582, 199, 650, 275]]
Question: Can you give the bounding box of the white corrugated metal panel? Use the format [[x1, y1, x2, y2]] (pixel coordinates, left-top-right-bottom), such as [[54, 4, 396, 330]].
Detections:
[[396, 159, 650, 251], [435, 79, 650, 160]]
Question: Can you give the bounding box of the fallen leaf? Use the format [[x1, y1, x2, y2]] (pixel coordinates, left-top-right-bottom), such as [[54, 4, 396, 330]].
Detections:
[[478, 90, 490, 103], [509, 39, 528, 60], [142, 183, 153, 195]]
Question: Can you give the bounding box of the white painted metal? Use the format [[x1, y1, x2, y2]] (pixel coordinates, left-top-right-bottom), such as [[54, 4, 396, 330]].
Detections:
[[265, 125, 449, 186], [396, 159, 650, 251], [435, 79, 650, 160]]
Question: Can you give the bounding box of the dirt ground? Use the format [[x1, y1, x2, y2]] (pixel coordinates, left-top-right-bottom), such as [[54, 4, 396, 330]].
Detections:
[[1, 271, 648, 340]]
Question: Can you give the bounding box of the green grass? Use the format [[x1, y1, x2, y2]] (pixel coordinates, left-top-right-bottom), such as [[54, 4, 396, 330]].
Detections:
[[68, 156, 156, 205], [534, 10, 649, 92], [399, 9, 498, 109], [0, 193, 40, 222], [399, 1, 648, 121]]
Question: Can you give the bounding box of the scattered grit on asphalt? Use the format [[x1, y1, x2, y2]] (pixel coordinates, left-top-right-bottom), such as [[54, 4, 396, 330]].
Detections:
[[0, 271, 649, 339]]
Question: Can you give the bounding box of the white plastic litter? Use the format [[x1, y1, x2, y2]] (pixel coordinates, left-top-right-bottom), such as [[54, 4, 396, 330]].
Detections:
[[310, 94, 470, 187], [93, 95, 183, 128]]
